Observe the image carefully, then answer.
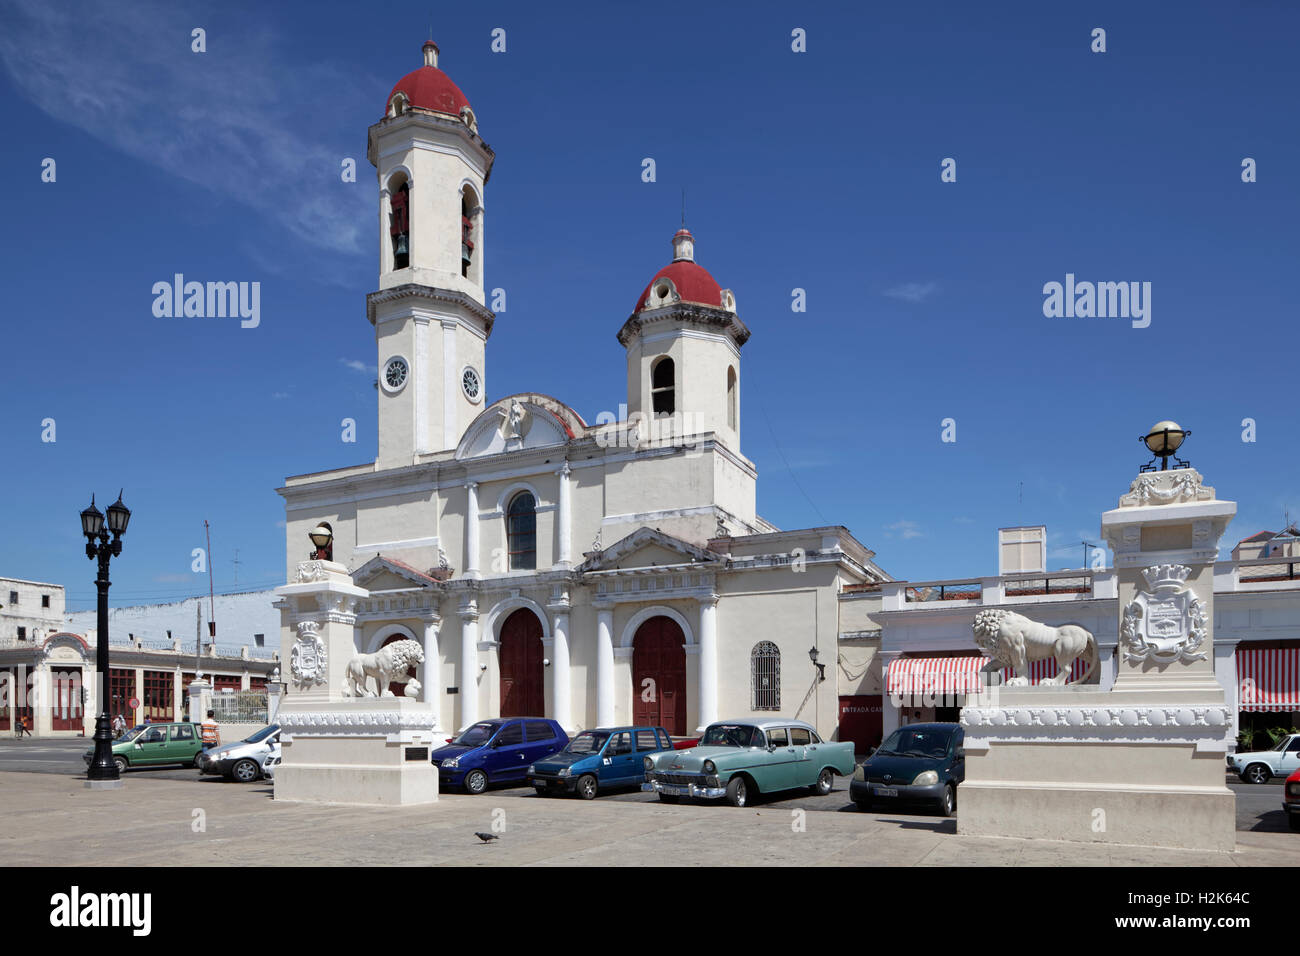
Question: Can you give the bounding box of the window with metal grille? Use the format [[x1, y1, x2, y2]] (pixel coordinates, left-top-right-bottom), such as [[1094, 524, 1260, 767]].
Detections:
[[109, 668, 135, 722], [751, 641, 781, 710], [143, 670, 174, 722], [507, 492, 537, 570]]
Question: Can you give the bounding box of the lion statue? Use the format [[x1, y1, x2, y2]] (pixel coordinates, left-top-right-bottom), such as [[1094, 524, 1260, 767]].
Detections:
[[342, 639, 425, 698], [971, 609, 1097, 686]]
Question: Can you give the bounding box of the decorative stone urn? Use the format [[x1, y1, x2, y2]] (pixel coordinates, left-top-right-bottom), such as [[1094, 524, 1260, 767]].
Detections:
[[957, 465, 1237, 852], [271, 559, 439, 805]]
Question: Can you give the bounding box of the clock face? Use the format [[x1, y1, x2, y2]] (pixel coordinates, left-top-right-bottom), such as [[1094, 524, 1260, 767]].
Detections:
[[383, 358, 408, 391], [462, 366, 481, 402]]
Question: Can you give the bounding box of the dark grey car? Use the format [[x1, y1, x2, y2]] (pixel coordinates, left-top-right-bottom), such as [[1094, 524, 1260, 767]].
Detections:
[[849, 722, 965, 816]]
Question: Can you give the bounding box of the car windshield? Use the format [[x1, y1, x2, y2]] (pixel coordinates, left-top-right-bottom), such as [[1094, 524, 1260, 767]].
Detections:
[[563, 732, 610, 755], [1272, 736, 1290, 752], [119, 725, 147, 743], [454, 723, 498, 747], [876, 727, 952, 758], [243, 725, 279, 744], [701, 724, 763, 748]]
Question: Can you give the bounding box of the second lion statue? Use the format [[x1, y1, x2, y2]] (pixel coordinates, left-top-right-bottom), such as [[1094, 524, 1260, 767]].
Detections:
[[971, 609, 1098, 686], [342, 639, 425, 698]]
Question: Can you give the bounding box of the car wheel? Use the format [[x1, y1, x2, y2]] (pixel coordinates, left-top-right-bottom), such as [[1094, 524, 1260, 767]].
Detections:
[[657, 793, 679, 804], [1290, 813, 1300, 833], [231, 759, 260, 783], [726, 776, 748, 808], [576, 774, 598, 800], [464, 769, 488, 795], [1243, 763, 1271, 785], [533, 785, 548, 796], [191, 752, 204, 768], [811, 767, 834, 796], [938, 784, 956, 817], [113, 756, 128, 774]]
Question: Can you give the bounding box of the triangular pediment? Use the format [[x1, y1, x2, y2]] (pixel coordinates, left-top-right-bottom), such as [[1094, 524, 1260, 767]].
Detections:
[[351, 555, 438, 590], [579, 527, 720, 573]]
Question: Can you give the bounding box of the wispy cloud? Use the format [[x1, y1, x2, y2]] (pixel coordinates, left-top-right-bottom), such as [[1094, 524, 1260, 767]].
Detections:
[[0, 0, 372, 259], [885, 520, 924, 540], [883, 281, 939, 303], [341, 358, 375, 374]]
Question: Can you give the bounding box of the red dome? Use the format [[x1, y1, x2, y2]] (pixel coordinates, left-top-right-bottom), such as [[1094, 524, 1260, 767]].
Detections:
[[635, 261, 724, 311], [386, 43, 471, 118]]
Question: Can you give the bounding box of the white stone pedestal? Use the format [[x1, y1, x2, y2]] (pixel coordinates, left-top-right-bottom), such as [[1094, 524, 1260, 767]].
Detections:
[[273, 559, 439, 806], [958, 467, 1237, 852], [274, 698, 439, 806], [957, 685, 1235, 851]]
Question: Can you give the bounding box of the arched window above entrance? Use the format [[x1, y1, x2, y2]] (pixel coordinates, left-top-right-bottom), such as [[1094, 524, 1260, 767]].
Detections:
[[506, 492, 536, 570]]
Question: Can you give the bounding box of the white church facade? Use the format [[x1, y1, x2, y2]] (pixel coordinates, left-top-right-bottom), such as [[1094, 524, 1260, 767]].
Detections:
[[275, 41, 889, 741]]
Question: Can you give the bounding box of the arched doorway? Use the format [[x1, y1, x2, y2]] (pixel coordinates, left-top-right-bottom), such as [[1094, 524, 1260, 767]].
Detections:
[[499, 609, 544, 717], [380, 633, 418, 697], [632, 616, 687, 735]]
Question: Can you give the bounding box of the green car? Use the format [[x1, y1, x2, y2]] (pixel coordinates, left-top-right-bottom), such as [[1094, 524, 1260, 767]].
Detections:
[[82, 722, 205, 773], [642, 717, 857, 808]]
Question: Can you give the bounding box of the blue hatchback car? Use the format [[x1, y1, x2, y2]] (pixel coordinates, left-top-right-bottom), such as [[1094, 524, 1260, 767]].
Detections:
[[528, 726, 673, 799], [432, 717, 568, 794]]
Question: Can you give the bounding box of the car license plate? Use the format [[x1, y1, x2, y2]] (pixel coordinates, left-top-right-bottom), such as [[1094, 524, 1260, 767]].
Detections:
[[875, 787, 898, 797], [661, 784, 687, 795]]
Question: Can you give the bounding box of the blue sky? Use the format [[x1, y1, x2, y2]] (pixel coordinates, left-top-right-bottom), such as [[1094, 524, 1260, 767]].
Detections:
[[1, 0, 1297, 612]]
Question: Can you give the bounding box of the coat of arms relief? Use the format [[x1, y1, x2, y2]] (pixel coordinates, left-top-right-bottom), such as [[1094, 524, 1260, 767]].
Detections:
[[1120, 564, 1209, 664]]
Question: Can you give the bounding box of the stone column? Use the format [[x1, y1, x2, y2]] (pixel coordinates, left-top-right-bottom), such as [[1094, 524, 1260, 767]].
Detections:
[[421, 616, 441, 733], [465, 482, 480, 579], [595, 604, 615, 728], [31, 661, 51, 737], [549, 592, 572, 730], [556, 461, 572, 569], [459, 598, 479, 729], [698, 595, 719, 731], [172, 669, 183, 722]]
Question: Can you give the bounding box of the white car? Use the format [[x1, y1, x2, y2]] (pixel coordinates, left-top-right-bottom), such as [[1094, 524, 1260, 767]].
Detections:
[[262, 746, 281, 781], [1227, 733, 1300, 784]]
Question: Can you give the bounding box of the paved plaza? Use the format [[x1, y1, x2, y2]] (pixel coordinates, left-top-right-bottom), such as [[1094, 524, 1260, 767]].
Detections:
[[2, 766, 1297, 867]]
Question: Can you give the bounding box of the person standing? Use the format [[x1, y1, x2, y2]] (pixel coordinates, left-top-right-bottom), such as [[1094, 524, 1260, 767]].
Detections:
[[201, 709, 220, 751], [112, 713, 127, 738], [17, 714, 31, 738]]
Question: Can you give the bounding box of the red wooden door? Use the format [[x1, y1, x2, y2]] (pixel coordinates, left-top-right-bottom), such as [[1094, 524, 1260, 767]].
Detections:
[[632, 617, 687, 736], [837, 695, 882, 755], [381, 633, 418, 697], [51, 669, 84, 731], [499, 609, 544, 717]]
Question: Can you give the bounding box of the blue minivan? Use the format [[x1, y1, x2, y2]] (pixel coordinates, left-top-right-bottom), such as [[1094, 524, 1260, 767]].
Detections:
[[431, 717, 568, 794], [528, 726, 673, 799]]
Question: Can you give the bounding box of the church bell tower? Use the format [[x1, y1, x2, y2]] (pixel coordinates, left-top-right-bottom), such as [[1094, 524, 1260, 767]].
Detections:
[[366, 41, 495, 466]]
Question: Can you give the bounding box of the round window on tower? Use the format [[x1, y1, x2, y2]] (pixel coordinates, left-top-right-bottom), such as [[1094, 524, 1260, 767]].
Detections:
[[381, 356, 409, 394], [462, 366, 482, 403]]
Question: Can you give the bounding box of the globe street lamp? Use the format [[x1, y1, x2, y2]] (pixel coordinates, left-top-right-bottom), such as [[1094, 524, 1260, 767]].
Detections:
[[308, 522, 334, 561], [83, 491, 131, 786], [1139, 420, 1191, 473]]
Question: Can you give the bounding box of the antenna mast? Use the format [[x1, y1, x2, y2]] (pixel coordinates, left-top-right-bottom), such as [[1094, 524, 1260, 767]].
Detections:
[[204, 520, 216, 644]]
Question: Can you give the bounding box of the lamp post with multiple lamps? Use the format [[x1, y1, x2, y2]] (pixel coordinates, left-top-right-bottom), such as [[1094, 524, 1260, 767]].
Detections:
[[82, 492, 131, 786]]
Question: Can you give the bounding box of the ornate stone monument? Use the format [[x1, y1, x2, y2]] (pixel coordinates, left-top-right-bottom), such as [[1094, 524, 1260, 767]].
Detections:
[[272, 540, 440, 805], [958, 424, 1236, 851]]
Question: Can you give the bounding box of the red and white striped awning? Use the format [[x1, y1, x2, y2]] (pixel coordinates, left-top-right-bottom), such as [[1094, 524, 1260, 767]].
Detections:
[[887, 656, 985, 696], [1236, 646, 1300, 712], [886, 655, 1092, 696]]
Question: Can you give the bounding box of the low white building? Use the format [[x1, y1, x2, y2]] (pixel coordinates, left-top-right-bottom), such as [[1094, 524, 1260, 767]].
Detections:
[[1, 584, 279, 738], [843, 528, 1300, 750]]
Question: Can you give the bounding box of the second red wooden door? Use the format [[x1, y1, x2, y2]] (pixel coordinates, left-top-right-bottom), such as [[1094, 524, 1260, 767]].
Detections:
[[632, 616, 687, 736], [499, 609, 545, 717]]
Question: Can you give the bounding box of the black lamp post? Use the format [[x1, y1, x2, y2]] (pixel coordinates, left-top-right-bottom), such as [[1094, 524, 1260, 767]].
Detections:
[[83, 491, 131, 784]]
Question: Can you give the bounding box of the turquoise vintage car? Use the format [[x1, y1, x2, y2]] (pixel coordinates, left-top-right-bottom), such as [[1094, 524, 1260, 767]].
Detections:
[[642, 717, 856, 807]]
